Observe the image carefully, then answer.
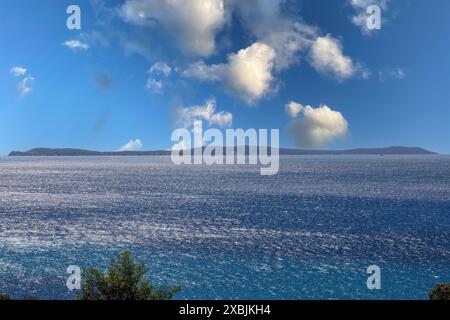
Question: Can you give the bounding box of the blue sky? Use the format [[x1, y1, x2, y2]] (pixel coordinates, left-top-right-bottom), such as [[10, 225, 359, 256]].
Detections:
[[1, 0, 450, 155]]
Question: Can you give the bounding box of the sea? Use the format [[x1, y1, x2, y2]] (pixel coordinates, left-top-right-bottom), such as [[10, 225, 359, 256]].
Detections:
[[0, 155, 449, 300]]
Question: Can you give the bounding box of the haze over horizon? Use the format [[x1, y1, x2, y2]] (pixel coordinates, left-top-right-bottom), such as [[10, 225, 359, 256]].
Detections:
[[5, 145, 440, 157]]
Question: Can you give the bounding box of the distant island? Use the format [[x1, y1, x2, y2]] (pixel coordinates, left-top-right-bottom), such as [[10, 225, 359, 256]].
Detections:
[[8, 146, 437, 157]]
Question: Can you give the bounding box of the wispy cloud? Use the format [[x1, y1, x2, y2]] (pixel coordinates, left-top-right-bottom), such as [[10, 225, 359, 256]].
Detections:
[[10, 66, 34, 97], [146, 62, 172, 94], [63, 40, 90, 50], [145, 78, 164, 94], [10, 66, 27, 77], [378, 68, 405, 81], [149, 62, 171, 77], [17, 76, 35, 97], [176, 98, 232, 129], [117, 139, 143, 151], [172, 98, 233, 151]]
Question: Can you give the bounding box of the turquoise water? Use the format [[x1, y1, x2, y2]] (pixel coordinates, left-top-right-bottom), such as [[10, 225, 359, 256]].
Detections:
[[0, 156, 449, 299]]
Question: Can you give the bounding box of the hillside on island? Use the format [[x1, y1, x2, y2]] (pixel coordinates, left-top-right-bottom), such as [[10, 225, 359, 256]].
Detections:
[[8, 146, 437, 157]]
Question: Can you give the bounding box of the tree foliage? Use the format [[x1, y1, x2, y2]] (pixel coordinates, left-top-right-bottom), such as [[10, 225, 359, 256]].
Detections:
[[429, 284, 450, 300], [0, 293, 12, 300], [76, 251, 180, 300]]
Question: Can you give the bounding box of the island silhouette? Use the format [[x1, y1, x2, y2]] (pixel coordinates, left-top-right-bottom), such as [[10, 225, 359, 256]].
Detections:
[[8, 146, 437, 157]]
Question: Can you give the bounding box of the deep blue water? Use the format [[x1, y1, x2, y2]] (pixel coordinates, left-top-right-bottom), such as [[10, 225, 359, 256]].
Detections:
[[0, 155, 449, 300]]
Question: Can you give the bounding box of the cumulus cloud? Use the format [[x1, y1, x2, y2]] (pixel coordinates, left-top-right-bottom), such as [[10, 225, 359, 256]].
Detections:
[[117, 139, 143, 151], [182, 3, 362, 102], [111, 0, 362, 102], [309, 36, 360, 80], [262, 23, 317, 71], [287, 103, 349, 148], [120, 0, 226, 57], [226, 42, 277, 104], [117, 0, 317, 68], [94, 0, 363, 103], [63, 40, 90, 50], [349, 0, 389, 34], [286, 101, 303, 119], [234, 1, 363, 82], [232, 0, 318, 71], [176, 98, 232, 128], [183, 42, 277, 104], [10, 66, 27, 77]]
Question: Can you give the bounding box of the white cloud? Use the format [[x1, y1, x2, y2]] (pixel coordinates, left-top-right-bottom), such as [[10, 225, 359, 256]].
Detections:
[[378, 67, 405, 81], [146, 62, 172, 93], [232, 0, 318, 71], [234, 1, 364, 83], [10, 65, 34, 96], [182, 61, 223, 81], [288, 103, 349, 148], [309, 36, 357, 80], [173, 99, 232, 151], [117, 139, 143, 151], [226, 42, 277, 104], [115, 0, 364, 102], [261, 24, 317, 71], [118, 0, 317, 69], [349, 0, 389, 34], [120, 0, 226, 57], [233, 0, 371, 85], [63, 40, 90, 50], [10, 66, 27, 77], [149, 62, 171, 77], [181, 3, 363, 102], [145, 78, 164, 93], [286, 101, 303, 119], [17, 75, 35, 97], [183, 42, 277, 104], [177, 99, 233, 128], [115, 0, 364, 103]]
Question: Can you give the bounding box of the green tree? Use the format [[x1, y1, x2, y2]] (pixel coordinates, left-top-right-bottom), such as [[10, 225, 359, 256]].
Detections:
[[76, 251, 180, 300], [0, 293, 12, 300], [429, 284, 450, 300]]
